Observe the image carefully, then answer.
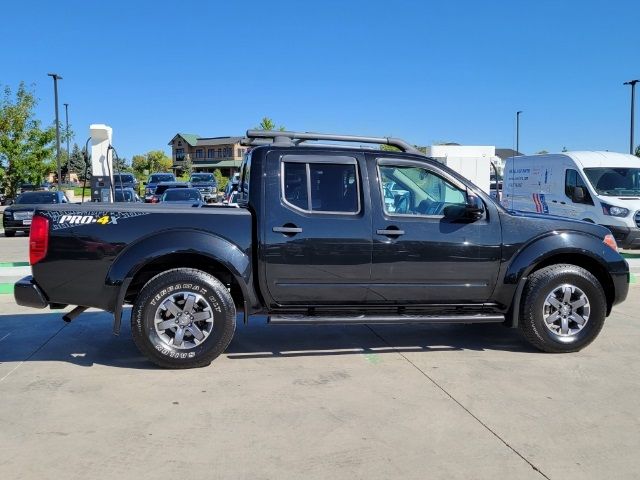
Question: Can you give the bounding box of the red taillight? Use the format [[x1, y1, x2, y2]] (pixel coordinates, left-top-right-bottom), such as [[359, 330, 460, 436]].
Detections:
[[603, 234, 618, 252], [29, 216, 49, 265]]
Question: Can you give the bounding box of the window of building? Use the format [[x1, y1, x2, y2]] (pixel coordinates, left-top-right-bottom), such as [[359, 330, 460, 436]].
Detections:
[[195, 149, 204, 159], [217, 148, 222, 158], [281, 156, 360, 214], [207, 148, 214, 158], [175, 148, 184, 160]]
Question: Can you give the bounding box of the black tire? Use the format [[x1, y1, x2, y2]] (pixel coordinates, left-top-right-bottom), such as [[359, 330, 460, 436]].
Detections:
[[131, 268, 236, 368], [520, 264, 606, 353], [4, 230, 16, 237]]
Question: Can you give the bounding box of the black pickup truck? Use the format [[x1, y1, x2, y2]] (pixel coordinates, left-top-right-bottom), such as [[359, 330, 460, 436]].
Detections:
[[15, 130, 629, 368]]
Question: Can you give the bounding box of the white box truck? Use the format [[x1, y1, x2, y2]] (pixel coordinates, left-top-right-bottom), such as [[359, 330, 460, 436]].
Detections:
[[502, 151, 640, 248], [425, 145, 496, 194]]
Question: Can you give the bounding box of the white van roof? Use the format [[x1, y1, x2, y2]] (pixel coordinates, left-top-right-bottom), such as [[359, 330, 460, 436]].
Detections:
[[506, 151, 639, 168], [562, 151, 640, 168]]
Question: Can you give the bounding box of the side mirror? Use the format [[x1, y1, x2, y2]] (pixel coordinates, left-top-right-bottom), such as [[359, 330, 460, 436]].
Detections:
[[443, 196, 484, 220], [572, 186, 586, 203]]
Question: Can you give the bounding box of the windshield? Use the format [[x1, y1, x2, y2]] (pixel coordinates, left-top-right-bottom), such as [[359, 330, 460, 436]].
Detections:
[[149, 174, 175, 183], [163, 189, 201, 202], [114, 174, 134, 182], [584, 168, 640, 196], [190, 174, 215, 183], [114, 190, 134, 202], [16, 192, 58, 204]]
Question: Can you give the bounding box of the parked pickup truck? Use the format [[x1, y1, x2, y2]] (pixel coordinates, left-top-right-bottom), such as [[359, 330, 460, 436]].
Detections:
[[15, 130, 630, 368]]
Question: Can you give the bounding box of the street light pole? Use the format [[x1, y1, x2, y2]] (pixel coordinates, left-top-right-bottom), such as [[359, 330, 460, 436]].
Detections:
[[64, 103, 70, 180], [516, 110, 523, 154], [47, 73, 63, 187], [624, 80, 639, 155]]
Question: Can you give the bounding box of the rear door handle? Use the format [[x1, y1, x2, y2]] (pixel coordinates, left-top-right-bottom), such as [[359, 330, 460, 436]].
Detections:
[[377, 228, 405, 236], [273, 226, 303, 234]]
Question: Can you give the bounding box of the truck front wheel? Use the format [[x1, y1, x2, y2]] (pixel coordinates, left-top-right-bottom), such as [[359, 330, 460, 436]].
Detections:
[[131, 268, 236, 368], [520, 264, 606, 353]]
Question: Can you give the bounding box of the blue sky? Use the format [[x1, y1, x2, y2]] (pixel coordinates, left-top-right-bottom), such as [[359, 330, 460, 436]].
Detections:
[[1, 0, 638, 159]]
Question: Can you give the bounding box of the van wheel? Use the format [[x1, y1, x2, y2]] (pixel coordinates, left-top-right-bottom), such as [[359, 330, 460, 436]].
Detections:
[[520, 264, 606, 353], [131, 268, 236, 368]]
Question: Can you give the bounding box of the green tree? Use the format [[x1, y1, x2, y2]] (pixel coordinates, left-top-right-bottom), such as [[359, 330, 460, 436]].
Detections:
[[182, 155, 193, 178], [147, 150, 172, 172], [635, 145, 639, 158], [256, 117, 285, 131], [131, 150, 172, 178], [214, 169, 228, 191], [536, 150, 549, 155], [68, 143, 87, 175], [0, 82, 56, 196]]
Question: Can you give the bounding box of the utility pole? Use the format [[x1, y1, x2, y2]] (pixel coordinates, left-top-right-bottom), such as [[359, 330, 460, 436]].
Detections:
[[516, 110, 523, 154], [624, 80, 639, 154], [47, 73, 63, 187], [64, 103, 70, 181]]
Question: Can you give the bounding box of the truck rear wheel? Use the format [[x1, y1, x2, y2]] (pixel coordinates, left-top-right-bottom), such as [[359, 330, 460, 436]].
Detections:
[[131, 268, 236, 368], [520, 264, 606, 353]]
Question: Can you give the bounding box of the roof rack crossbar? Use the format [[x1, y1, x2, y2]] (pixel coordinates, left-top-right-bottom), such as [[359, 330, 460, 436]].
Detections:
[[242, 130, 423, 155]]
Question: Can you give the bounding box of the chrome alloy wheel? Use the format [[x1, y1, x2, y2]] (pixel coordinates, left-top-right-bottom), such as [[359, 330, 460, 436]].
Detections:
[[542, 284, 590, 337], [154, 292, 214, 349]]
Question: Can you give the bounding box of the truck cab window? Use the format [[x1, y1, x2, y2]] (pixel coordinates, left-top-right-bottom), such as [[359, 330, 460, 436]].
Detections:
[[282, 159, 360, 214], [379, 164, 466, 216], [565, 169, 591, 203]]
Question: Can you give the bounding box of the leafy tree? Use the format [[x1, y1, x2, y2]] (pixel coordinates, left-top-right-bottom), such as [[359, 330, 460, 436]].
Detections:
[[380, 144, 400, 152], [214, 169, 229, 191], [130, 150, 172, 178], [113, 155, 130, 173], [182, 155, 193, 177], [536, 150, 549, 155], [635, 145, 639, 158], [0, 82, 56, 196], [562, 146, 568, 152], [256, 117, 285, 131]]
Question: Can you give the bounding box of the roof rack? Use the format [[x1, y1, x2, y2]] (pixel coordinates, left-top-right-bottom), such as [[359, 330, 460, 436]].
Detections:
[[241, 130, 424, 155]]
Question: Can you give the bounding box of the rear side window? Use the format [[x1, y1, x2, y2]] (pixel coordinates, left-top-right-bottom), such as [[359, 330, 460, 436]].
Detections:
[[282, 156, 360, 214]]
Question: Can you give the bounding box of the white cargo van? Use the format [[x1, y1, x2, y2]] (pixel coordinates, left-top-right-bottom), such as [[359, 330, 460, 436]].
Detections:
[[502, 151, 640, 249]]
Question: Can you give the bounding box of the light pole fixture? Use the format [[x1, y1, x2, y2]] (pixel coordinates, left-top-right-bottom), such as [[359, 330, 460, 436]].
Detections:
[[516, 110, 523, 154], [64, 103, 70, 180], [47, 73, 63, 187], [624, 80, 639, 155]]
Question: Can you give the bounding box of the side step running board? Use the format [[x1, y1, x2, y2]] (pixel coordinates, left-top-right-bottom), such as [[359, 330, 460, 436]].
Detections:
[[268, 313, 505, 325]]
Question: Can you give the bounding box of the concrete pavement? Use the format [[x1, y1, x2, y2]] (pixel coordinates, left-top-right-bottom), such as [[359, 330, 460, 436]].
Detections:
[[1, 287, 639, 479]]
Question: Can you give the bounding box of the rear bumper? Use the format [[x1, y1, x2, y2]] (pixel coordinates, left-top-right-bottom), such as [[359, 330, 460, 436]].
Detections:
[[14, 276, 48, 309], [605, 225, 640, 249]]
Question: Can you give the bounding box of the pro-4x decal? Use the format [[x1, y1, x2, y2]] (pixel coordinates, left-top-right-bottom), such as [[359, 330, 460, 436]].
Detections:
[[39, 210, 151, 230]]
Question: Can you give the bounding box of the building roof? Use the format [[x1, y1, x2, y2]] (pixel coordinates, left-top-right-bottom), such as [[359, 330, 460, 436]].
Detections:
[[191, 160, 243, 169], [195, 136, 244, 147], [495, 148, 524, 159], [169, 133, 200, 147]]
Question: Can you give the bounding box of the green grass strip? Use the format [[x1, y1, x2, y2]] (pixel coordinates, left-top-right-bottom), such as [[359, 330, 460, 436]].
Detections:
[[622, 252, 640, 259], [630, 273, 637, 284], [0, 283, 13, 294], [0, 262, 29, 267]]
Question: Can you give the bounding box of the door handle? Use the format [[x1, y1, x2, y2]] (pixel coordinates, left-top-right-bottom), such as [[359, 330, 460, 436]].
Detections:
[[273, 226, 303, 234], [377, 228, 405, 237]]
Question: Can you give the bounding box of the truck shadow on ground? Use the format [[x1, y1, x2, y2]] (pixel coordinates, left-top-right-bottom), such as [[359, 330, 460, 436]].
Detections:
[[0, 309, 538, 370]]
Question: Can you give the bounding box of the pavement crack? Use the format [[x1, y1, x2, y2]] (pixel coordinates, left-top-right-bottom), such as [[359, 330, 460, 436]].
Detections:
[[366, 325, 551, 480], [0, 323, 68, 383]]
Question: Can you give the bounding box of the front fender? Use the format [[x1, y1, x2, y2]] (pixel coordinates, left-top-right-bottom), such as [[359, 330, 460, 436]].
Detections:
[[496, 230, 628, 325], [503, 230, 626, 285]]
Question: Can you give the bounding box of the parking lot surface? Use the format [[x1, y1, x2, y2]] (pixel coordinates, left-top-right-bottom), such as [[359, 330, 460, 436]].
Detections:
[[1, 235, 639, 479]]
